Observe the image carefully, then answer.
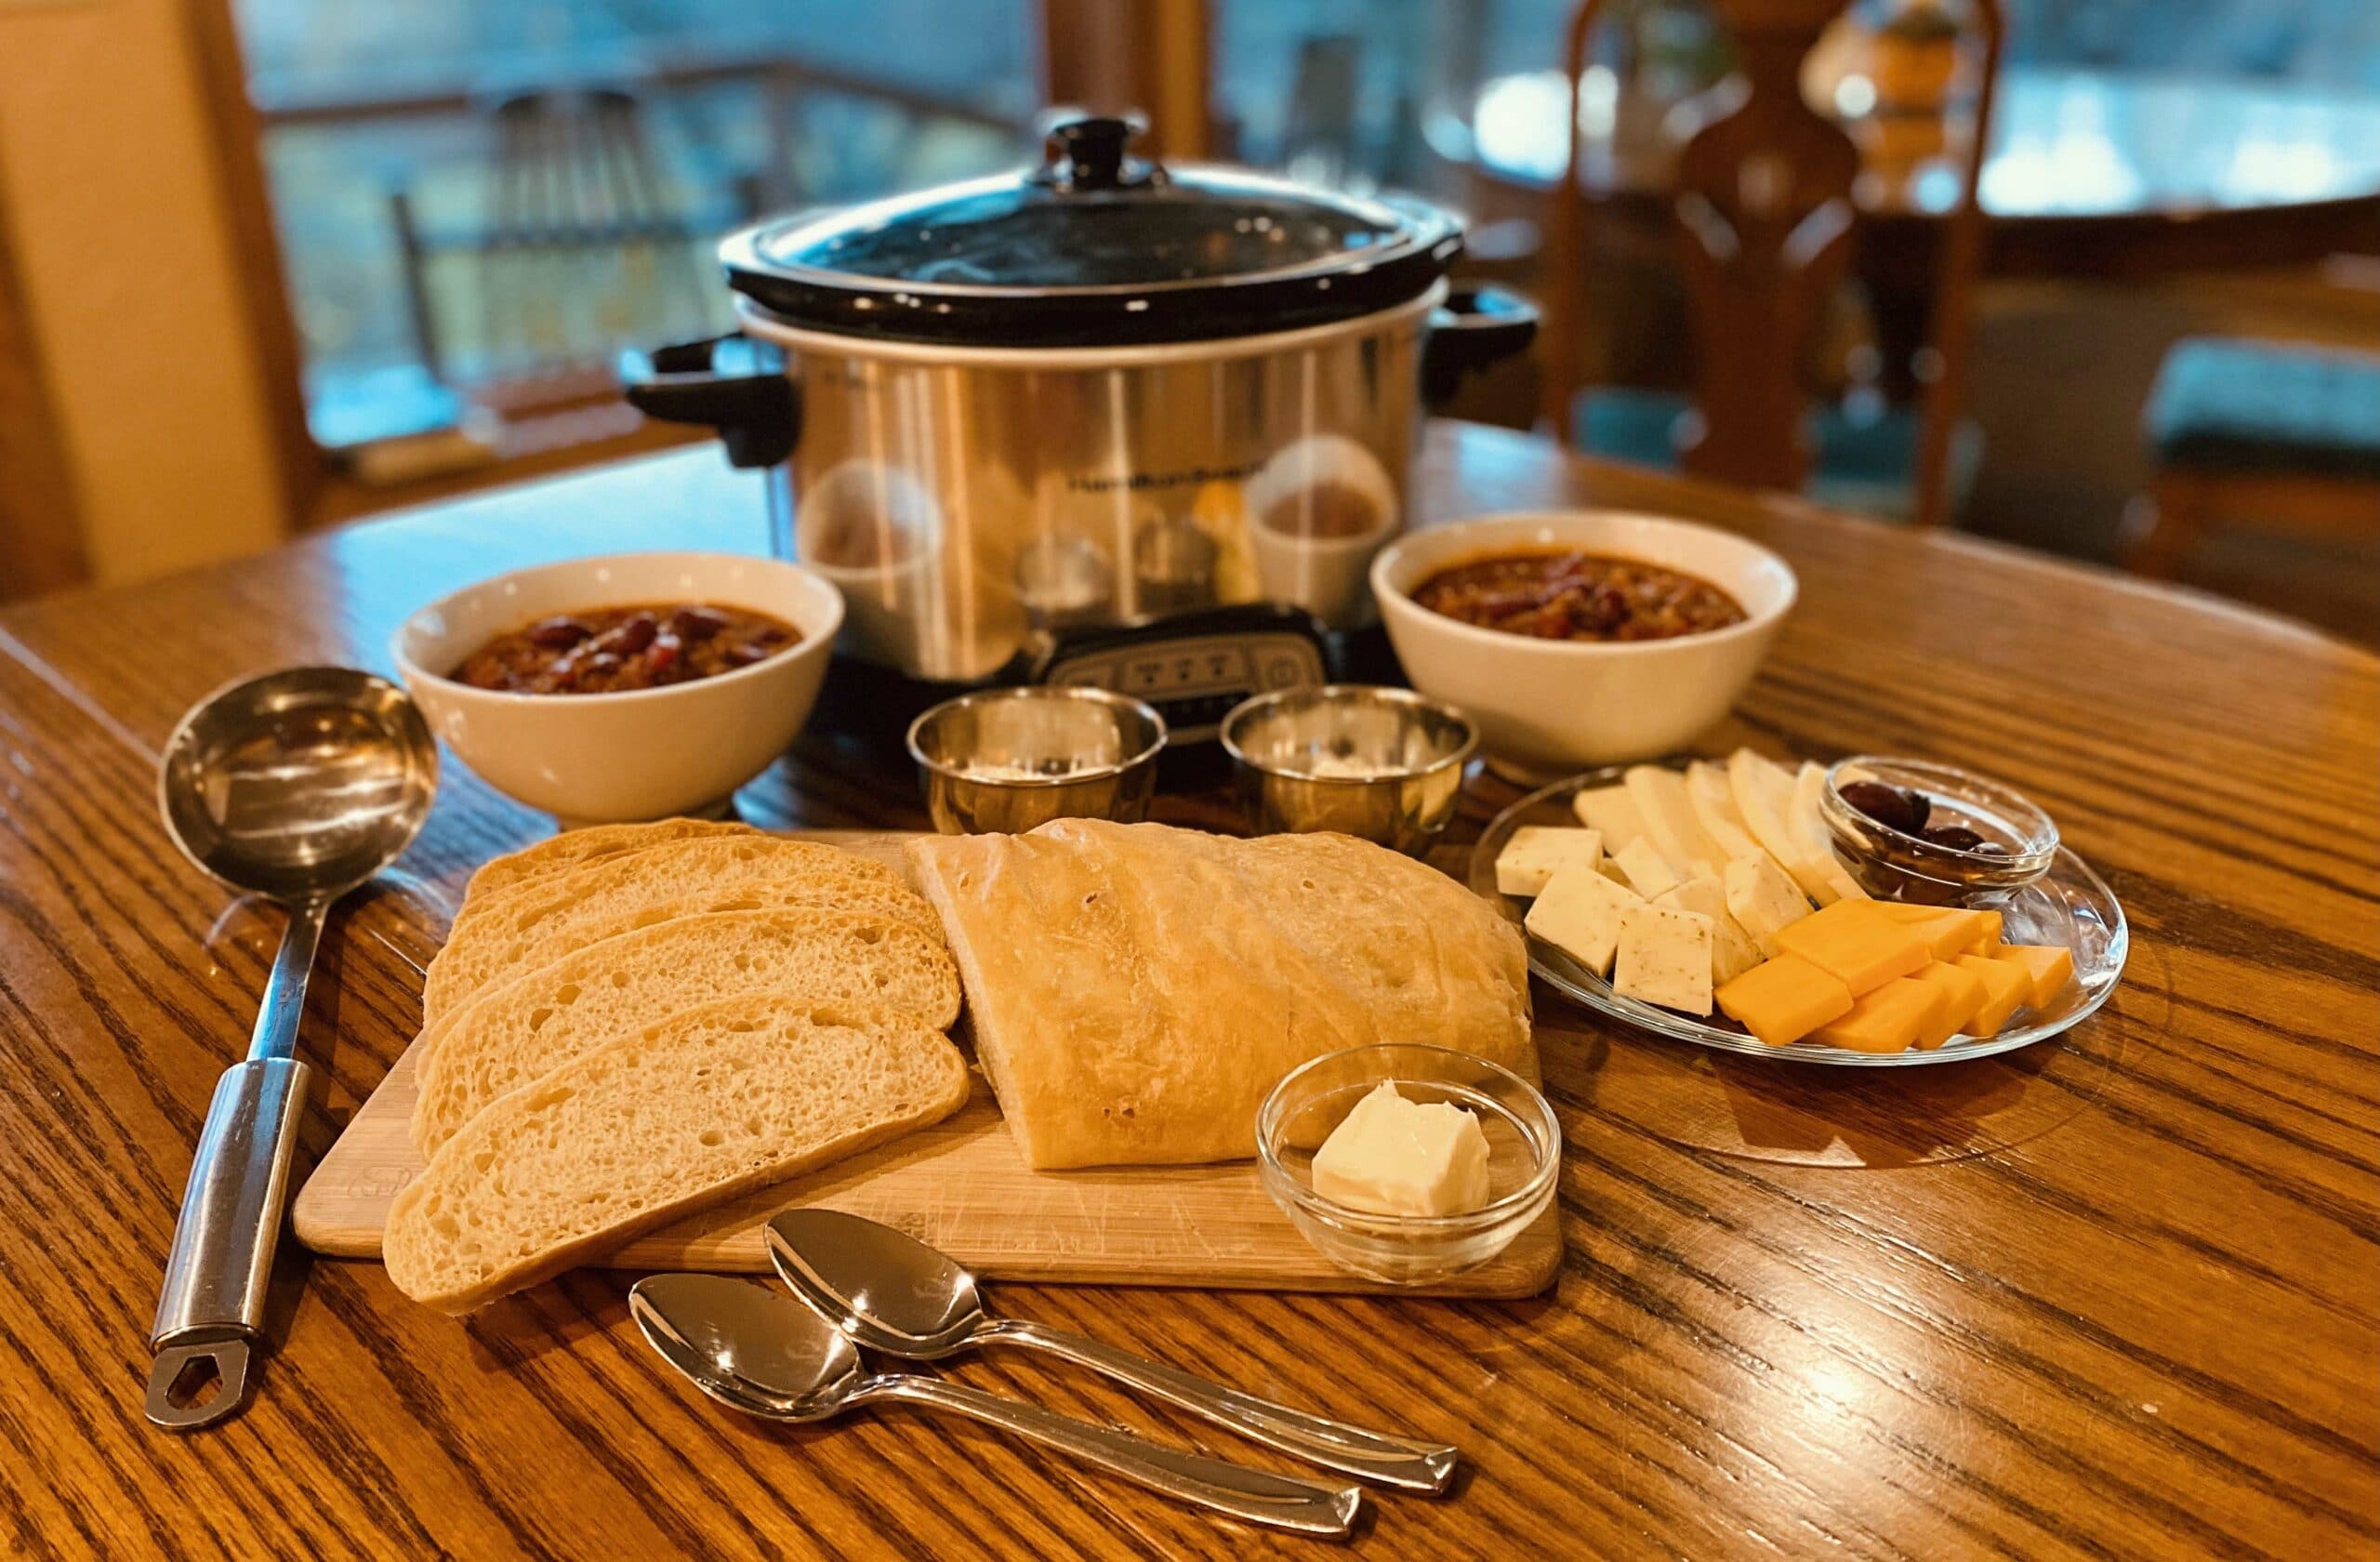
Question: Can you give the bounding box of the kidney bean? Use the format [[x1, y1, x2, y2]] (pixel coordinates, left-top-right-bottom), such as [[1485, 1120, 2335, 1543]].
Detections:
[[602, 613, 659, 655], [669, 605, 728, 642], [527, 616, 592, 649]]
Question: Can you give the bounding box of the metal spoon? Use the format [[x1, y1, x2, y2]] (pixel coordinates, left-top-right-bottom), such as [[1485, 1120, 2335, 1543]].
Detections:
[[765, 1209, 1459, 1493], [629, 1274, 1363, 1537], [146, 668, 437, 1431]]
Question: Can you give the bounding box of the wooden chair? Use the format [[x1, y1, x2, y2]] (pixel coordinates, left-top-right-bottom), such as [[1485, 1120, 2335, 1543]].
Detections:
[[1540, 0, 2003, 528], [2122, 337, 2380, 577]]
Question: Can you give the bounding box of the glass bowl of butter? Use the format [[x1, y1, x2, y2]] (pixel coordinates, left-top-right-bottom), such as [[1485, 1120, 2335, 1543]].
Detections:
[[1256, 1043, 1560, 1284]]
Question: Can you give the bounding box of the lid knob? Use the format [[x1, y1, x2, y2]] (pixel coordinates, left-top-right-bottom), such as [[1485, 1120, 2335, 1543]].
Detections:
[[1035, 110, 1163, 192]]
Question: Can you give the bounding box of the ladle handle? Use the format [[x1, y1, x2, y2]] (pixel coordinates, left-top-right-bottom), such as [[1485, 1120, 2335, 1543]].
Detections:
[[146, 1055, 314, 1429], [147, 902, 324, 1430], [862, 1374, 1363, 1536], [977, 1317, 1459, 1494]]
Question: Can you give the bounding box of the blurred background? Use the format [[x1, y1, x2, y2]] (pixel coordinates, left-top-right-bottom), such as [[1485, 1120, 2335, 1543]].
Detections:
[[2, 0, 2373, 639]]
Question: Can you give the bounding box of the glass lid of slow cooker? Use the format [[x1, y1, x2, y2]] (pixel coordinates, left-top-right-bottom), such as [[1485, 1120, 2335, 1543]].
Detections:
[[721, 113, 1463, 348]]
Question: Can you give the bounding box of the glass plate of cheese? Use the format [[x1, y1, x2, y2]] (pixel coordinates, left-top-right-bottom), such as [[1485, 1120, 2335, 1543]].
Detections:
[[1468, 757, 2129, 1066]]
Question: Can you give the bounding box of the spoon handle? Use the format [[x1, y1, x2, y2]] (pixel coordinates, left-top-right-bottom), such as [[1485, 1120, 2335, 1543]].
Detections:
[[976, 1317, 1459, 1494], [859, 1373, 1362, 1536]]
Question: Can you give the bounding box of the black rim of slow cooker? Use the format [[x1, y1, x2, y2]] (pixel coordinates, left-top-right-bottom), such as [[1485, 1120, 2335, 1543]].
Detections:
[[719, 215, 1466, 349]]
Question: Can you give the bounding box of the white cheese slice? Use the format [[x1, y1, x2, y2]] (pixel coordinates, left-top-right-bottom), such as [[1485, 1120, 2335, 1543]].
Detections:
[[1613, 903, 1714, 1015], [1570, 784, 1648, 855], [1655, 874, 1764, 985], [1730, 748, 1844, 907], [1609, 838, 1684, 900], [1524, 862, 1643, 977], [1493, 826, 1603, 898], [1686, 760, 1765, 863], [1791, 761, 1870, 903], [1311, 1081, 1493, 1217], [1724, 851, 1814, 957], [1624, 765, 1727, 878]]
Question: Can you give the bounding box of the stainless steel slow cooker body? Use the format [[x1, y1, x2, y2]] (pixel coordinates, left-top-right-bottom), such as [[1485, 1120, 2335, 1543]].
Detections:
[[627, 114, 1535, 682]]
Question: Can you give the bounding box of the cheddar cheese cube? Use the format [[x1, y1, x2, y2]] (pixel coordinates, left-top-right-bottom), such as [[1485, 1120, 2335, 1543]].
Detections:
[[1871, 904, 1995, 960], [1965, 909, 2005, 952], [1955, 953, 2030, 1037], [1715, 953, 1853, 1048], [1907, 959, 1988, 1048], [1809, 975, 1938, 1053], [1771, 900, 1931, 995], [1997, 944, 2076, 1008]]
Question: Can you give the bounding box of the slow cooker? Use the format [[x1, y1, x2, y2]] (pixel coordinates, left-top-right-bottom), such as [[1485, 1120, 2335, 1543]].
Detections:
[[625, 113, 1534, 744]]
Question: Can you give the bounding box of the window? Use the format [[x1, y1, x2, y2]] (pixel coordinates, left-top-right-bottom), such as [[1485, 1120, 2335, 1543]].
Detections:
[[232, 0, 1038, 448]]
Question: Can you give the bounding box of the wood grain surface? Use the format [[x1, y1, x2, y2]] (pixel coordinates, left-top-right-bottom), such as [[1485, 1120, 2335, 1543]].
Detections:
[[291, 830, 1560, 1298], [0, 421, 2373, 1560]]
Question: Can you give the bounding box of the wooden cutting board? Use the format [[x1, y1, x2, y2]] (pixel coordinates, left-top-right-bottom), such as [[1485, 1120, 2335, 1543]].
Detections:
[[293, 831, 1562, 1299]]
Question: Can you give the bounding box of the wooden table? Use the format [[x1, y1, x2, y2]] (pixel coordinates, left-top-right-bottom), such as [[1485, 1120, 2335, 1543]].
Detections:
[[3, 422, 2373, 1559]]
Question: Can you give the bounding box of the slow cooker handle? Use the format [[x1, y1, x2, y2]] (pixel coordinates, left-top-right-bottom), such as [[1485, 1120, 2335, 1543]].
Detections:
[[620, 334, 800, 469], [1421, 285, 1540, 409]]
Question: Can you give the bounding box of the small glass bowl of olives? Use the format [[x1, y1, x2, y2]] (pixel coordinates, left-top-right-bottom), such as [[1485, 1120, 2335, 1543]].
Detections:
[[1819, 757, 2059, 904]]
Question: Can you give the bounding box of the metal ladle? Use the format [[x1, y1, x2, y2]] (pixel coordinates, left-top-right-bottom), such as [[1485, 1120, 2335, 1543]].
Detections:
[[146, 668, 437, 1430], [766, 1209, 1458, 1492], [629, 1274, 1364, 1536]]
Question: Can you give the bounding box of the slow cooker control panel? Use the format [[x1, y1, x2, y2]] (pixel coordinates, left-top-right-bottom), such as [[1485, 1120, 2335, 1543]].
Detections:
[[1033, 605, 1333, 745]]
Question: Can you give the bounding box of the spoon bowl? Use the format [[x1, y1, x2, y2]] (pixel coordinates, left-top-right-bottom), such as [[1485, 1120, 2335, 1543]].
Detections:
[[630, 1273, 865, 1421]]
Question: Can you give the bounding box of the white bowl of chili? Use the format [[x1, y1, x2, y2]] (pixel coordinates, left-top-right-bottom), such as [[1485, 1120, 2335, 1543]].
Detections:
[[1369, 511, 1795, 778], [393, 550, 843, 827]]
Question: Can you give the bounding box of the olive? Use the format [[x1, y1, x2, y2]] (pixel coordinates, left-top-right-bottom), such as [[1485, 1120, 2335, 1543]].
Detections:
[[1922, 825, 1989, 852], [1840, 779, 1924, 836], [1906, 789, 1932, 831]]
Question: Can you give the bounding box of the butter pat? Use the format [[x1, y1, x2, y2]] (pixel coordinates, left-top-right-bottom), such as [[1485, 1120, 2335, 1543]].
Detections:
[[1494, 826, 1603, 897], [1310, 1081, 1493, 1217]]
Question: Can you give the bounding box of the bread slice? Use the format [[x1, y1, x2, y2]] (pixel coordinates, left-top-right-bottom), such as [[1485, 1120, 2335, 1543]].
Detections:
[[411, 909, 962, 1155], [384, 996, 971, 1313], [420, 837, 936, 1029], [456, 819, 758, 919]]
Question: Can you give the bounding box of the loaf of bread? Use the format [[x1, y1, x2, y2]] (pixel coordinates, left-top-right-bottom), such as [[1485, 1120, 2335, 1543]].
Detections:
[[420, 836, 937, 1029], [455, 818, 756, 916], [906, 819, 1534, 1170], [384, 996, 971, 1313], [411, 909, 961, 1154]]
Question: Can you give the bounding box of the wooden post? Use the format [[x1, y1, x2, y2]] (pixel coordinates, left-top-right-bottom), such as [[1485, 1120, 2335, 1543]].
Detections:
[[0, 144, 91, 601], [1039, 0, 1211, 159]]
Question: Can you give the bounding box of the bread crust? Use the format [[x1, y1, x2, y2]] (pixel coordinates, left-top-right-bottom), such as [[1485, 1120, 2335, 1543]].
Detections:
[[906, 820, 1534, 1170], [384, 997, 971, 1313]]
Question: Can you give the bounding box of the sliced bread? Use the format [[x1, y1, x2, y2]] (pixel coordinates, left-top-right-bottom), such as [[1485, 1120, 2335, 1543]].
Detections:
[[420, 836, 936, 1028], [411, 908, 962, 1154], [456, 818, 758, 917], [383, 995, 971, 1313]]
